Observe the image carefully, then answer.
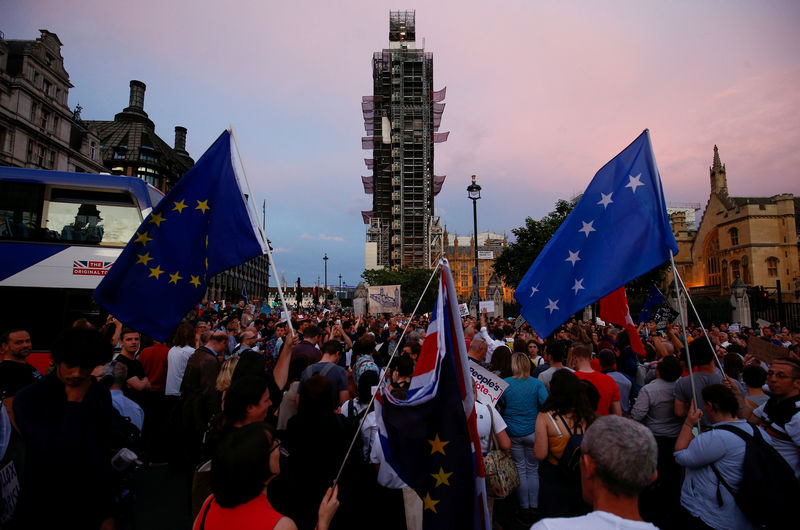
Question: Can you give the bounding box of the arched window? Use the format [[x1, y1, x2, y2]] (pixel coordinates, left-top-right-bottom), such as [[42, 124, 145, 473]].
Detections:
[[767, 257, 779, 277], [721, 259, 728, 287], [731, 260, 740, 280], [730, 227, 739, 246], [704, 231, 721, 287]]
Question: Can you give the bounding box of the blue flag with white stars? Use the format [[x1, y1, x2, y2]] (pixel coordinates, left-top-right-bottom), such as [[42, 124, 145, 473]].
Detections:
[[94, 130, 266, 341], [514, 130, 677, 339]]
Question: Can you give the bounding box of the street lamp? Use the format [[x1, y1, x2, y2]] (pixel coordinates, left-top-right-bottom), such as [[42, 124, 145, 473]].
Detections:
[[323, 253, 328, 300], [467, 175, 482, 313], [338, 274, 342, 300]]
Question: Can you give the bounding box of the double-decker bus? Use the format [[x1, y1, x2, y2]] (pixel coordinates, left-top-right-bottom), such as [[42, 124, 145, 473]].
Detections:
[[0, 166, 163, 359]]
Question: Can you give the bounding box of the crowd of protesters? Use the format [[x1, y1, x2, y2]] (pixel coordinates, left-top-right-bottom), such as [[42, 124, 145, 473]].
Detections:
[[0, 296, 798, 530]]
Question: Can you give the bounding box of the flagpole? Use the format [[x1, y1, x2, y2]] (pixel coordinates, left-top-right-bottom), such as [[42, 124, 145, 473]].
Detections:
[[672, 265, 727, 376], [332, 254, 443, 487], [229, 125, 294, 333], [669, 250, 698, 408]]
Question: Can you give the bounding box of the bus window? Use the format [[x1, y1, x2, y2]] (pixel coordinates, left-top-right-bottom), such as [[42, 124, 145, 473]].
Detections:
[[45, 188, 143, 246], [0, 181, 45, 241]]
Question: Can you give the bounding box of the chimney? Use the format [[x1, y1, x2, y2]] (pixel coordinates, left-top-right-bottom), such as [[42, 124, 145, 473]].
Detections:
[[174, 126, 187, 153], [128, 80, 146, 110]]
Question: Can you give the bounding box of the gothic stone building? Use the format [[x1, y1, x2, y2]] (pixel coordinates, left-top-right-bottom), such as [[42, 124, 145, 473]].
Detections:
[[671, 146, 800, 301]]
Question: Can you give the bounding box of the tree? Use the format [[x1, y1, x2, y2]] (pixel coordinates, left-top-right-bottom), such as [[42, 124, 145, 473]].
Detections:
[[361, 267, 440, 314], [493, 199, 575, 289]]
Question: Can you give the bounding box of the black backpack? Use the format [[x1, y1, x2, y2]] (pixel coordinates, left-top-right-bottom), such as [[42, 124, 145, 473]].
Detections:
[[555, 414, 584, 486], [710, 424, 800, 529]]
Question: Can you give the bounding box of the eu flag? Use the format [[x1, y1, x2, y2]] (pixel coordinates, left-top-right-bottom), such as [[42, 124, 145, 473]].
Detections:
[[376, 259, 489, 530], [514, 130, 677, 339], [94, 130, 266, 341], [637, 284, 667, 323]]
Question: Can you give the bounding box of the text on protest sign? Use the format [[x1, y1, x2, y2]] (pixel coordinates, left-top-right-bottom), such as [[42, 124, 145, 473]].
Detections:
[[469, 362, 508, 407]]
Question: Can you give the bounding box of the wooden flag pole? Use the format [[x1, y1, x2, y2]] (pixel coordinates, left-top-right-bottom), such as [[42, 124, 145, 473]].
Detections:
[[229, 125, 294, 333]]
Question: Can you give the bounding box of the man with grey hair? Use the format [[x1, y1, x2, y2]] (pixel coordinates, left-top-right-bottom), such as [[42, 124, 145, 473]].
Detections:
[[467, 336, 488, 366], [532, 416, 658, 529]]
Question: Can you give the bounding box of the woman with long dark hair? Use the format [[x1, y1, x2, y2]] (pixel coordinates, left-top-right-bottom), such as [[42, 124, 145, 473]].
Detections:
[[534, 369, 595, 517]]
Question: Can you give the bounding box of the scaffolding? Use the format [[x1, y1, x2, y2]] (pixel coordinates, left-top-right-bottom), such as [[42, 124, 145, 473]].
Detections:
[[361, 10, 449, 269]]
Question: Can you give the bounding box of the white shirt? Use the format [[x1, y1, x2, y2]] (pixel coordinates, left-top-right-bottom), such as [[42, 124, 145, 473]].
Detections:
[[165, 345, 196, 396], [532, 510, 658, 530], [475, 401, 507, 453], [477, 326, 506, 364]]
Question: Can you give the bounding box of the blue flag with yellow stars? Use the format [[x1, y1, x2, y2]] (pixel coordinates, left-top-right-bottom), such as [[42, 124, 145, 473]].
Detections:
[[93, 130, 267, 341], [376, 259, 489, 530], [514, 130, 678, 339]]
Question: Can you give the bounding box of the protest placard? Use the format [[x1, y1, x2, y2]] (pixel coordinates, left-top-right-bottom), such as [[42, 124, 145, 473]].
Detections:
[[748, 337, 790, 364], [458, 303, 470, 317], [479, 300, 495, 314], [469, 362, 508, 407]]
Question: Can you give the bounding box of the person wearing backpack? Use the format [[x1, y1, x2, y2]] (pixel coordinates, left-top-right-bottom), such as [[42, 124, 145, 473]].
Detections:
[[534, 369, 594, 519], [673, 384, 755, 529]]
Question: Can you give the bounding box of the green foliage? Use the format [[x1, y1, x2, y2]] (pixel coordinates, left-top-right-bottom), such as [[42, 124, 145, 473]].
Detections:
[[361, 267, 440, 314], [493, 199, 576, 289]]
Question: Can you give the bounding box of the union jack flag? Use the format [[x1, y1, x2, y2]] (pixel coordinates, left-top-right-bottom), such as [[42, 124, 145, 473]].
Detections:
[[376, 258, 489, 530], [72, 260, 113, 276]]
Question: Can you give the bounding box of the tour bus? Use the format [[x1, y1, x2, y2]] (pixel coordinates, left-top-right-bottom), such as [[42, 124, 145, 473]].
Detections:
[[0, 166, 163, 366]]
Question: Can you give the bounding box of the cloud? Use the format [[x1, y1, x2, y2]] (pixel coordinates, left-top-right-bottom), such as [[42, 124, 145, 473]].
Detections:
[[319, 234, 345, 242], [300, 234, 315, 240], [271, 247, 290, 254]]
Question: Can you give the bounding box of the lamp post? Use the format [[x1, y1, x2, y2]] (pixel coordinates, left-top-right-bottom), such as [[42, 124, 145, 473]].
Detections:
[[338, 274, 342, 300], [323, 253, 328, 301], [467, 175, 482, 315]]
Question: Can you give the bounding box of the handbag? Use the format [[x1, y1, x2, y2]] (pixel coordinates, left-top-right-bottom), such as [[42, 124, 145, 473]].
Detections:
[[482, 406, 519, 499]]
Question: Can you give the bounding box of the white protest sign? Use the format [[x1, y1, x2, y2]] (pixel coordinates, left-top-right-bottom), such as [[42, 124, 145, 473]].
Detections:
[[458, 303, 470, 317], [479, 300, 495, 314], [280, 311, 291, 322], [469, 362, 508, 407]]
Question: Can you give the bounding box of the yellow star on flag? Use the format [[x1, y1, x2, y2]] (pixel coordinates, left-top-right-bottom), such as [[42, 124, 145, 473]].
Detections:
[[430, 467, 452, 487], [195, 199, 210, 214], [134, 231, 152, 246], [428, 434, 449, 455], [136, 252, 153, 266], [168, 271, 183, 284], [173, 199, 187, 213], [148, 265, 164, 279], [422, 493, 440, 513], [149, 212, 166, 227], [189, 275, 202, 288]]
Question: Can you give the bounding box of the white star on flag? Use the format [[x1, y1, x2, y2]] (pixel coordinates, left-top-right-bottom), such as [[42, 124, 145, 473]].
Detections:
[[579, 220, 596, 237], [572, 278, 585, 294], [625, 173, 644, 193], [565, 250, 581, 266], [530, 284, 540, 297], [597, 192, 614, 208], [546, 298, 559, 314]]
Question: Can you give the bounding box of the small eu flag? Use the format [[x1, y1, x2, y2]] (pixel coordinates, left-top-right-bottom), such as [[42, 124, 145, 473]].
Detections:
[[514, 130, 678, 339], [638, 284, 667, 323], [376, 259, 489, 530], [94, 130, 267, 341]]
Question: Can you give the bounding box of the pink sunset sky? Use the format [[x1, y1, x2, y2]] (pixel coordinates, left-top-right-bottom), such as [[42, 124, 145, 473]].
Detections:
[[5, 0, 800, 285]]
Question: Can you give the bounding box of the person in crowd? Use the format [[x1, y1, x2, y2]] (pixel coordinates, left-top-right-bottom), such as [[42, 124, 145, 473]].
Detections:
[[181, 331, 228, 466], [0, 329, 41, 416], [537, 341, 572, 391], [597, 349, 632, 415], [110, 363, 144, 432], [13, 327, 115, 530], [534, 369, 594, 519], [195, 320, 211, 348], [115, 328, 151, 404], [673, 384, 753, 529], [740, 364, 768, 410], [499, 352, 549, 523], [533, 415, 658, 530], [216, 356, 240, 393], [571, 345, 622, 416], [193, 422, 339, 530], [300, 340, 350, 405], [165, 323, 198, 397], [631, 355, 683, 528], [352, 335, 380, 388], [401, 340, 421, 364], [467, 336, 489, 366], [528, 340, 546, 372], [292, 325, 323, 363], [138, 339, 169, 394], [264, 322, 287, 370], [674, 340, 722, 431], [232, 329, 259, 357], [490, 345, 514, 379]]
